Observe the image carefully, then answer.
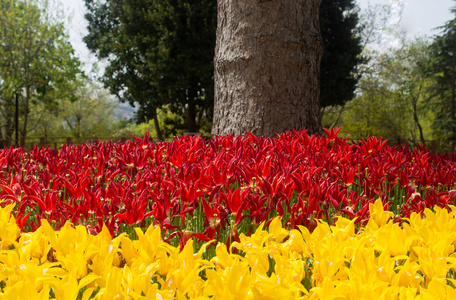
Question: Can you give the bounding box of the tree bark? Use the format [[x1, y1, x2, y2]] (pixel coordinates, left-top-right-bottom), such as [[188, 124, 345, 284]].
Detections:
[[212, 0, 324, 137], [152, 108, 164, 141]]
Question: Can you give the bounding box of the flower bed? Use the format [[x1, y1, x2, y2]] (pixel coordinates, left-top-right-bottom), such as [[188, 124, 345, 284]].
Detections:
[[1, 129, 456, 298], [1, 200, 456, 299], [0, 129, 455, 248]]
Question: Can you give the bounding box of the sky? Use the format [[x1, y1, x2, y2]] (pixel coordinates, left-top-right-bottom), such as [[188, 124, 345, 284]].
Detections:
[[60, 0, 456, 72], [358, 0, 454, 37]]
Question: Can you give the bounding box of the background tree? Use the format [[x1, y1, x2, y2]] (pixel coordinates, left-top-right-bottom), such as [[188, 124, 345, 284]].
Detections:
[[429, 9, 456, 143], [321, 1, 406, 128], [25, 76, 120, 143], [340, 80, 410, 142], [211, 0, 323, 137], [84, 0, 166, 140], [84, 0, 217, 137], [58, 77, 117, 140], [333, 37, 437, 147], [0, 0, 82, 147], [382, 39, 434, 145], [161, 1, 216, 133], [319, 0, 363, 111]]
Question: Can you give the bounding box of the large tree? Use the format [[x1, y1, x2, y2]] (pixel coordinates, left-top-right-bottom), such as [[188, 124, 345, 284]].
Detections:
[[211, 0, 324, 137], [0, 0, 81, 147], [84, 0, 166, 139], [84, 0, 216, 135]]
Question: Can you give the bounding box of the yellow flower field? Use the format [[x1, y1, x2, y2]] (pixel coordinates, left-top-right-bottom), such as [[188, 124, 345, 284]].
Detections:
[[1, 199, 456, 299]]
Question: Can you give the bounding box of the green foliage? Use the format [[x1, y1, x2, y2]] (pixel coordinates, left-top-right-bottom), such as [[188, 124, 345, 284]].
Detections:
[[333, 4, 456, 149], [83, 0, 365, 135], [321, 2, 456, 149], [56, 78, 118, 139], [429, 13, 456, 141], [326, 38, 438, 147], [84, 0, 166, 114], [0, 0, 82, 146], [111, 105, 209, 141], [83, 0, 217, 134], [26, 77, 124, 145], [110, 119, 155, 141], [320, 0, 363, 108], [337, 83, 411, 143]]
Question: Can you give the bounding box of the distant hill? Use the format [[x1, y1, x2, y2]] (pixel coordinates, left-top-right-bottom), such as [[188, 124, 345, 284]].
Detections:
[[113, 101, 138, 120]]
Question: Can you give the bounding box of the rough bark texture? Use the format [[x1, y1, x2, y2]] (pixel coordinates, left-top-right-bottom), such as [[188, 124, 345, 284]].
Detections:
[[211, 0, 324, 137]]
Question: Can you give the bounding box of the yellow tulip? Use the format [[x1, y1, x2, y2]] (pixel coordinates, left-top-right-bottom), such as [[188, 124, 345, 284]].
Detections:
[[281, 229, 308, 257], [49, 274, 80, 300], [309, 277, 347, 299], [268, 217, 289, 242], [0, 204, 20, 249], [17, 228, 50, 262], [0, 280, 50, 300], [223, 261, 252, 299], [212, 243, 237, 269], [416, 278, 456, 299], [366, 198, 394, 230], [4, 199, 456, 298], [392, 258, 422, 288], [97, 267, 124, 300]]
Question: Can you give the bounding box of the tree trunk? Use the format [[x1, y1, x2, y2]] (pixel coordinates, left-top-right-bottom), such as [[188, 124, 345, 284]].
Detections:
[[5, 97, 14, 147], [153, 108, 164, 141], [187, 102, 198, 133], [412, 100, 425, 145], [212, 0, 324, 137], [20, 86, 31, 147]]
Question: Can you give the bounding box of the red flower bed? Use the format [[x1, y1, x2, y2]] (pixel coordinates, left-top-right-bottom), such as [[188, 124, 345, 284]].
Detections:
[[0, 128, 455, 247]]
